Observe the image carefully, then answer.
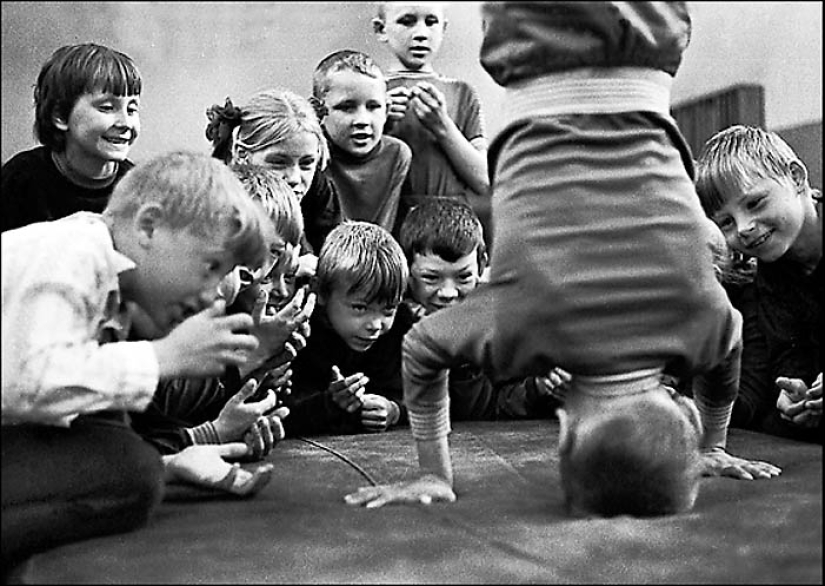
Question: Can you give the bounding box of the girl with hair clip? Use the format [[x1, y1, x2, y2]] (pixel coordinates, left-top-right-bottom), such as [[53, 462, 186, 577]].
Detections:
[[205, 89, 342, 264]]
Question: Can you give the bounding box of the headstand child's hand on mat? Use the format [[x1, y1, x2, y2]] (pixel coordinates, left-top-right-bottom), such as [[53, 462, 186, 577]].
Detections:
[[344, 474, 456, 508], [163, 443, 275, 497], [700, 447, 782, 481]]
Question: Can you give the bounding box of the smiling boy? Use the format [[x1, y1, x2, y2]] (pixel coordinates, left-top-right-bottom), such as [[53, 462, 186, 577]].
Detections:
[[2, 43, 142, 232]]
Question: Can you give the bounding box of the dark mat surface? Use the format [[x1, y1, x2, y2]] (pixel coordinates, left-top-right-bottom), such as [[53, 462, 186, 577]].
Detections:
[[26, 421, 822, 584]]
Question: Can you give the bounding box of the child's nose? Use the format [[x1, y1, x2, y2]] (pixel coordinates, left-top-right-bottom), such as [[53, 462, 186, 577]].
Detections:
[[283, 165, 301, 186], [438, 282, 459, 300]]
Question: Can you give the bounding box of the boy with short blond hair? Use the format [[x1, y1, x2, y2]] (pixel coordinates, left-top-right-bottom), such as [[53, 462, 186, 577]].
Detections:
[[283, 221, 414, 436], [696, 125, 822, 442], [312, 49, 412, 235], [131, 163, 314, 459], [372, 2, 491, 240], [2, 151, 276, 574]]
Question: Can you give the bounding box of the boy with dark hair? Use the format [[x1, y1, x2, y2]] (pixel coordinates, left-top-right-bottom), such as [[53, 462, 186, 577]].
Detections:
[[398, 197, 569, 420], [2, 43, 142, 231]]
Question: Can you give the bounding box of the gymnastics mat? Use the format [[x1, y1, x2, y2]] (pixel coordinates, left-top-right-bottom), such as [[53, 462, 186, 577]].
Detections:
[[25, 420, 823, 584]]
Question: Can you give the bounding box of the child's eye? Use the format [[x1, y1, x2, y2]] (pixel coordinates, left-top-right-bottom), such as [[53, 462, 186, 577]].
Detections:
[[382, 306, 398, 318], [425, 16, 440, 26], [746, 196, 766, 211], [333, 102, 356, 113], [398, 15, 416, 26]]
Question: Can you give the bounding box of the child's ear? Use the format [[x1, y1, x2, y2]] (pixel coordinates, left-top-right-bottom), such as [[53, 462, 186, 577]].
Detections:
[[478, 248, 489, 274], [372, 17, 387, 38], [52, 110, 69, 132], [134, 203, 164, 248], [789, 160, 809, 192]]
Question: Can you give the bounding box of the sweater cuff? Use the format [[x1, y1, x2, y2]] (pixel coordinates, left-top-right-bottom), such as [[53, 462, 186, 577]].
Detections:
[[408, 400, 451, 441], [188, 421, 222, 445]]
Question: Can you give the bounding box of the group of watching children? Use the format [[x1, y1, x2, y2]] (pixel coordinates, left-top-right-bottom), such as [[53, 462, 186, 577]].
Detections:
[[1, 0, 820, 580]]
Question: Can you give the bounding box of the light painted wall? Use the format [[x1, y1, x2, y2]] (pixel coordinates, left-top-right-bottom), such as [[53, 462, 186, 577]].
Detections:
[[1, 2, 821, 165], [0, 1, 502, 165], [675, 1, 822, 130]]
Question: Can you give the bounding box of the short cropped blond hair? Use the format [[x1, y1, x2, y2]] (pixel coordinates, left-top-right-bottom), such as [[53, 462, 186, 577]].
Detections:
[[104, 150, 272, 271]]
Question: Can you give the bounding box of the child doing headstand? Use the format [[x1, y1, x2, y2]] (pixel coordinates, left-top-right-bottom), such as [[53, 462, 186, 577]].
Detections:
[[283, 221, 414, 436], [2, 151, 277, 575], [311, 49, 412, 235], [695, 125, 822, 443], [2, 43, 141, 232], [346, 1, 780, 518]]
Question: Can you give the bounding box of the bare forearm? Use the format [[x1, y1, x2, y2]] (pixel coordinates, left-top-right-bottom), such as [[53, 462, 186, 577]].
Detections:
[[435, 123, 490, 196]]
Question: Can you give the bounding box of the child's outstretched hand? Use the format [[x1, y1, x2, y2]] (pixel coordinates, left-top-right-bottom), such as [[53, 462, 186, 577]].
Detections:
[[243, 406, 290, 461], [344, 474, 456, 508], [328, 366, 369, 413], [700, 447, 782, 480], [249, 286, 316, 356], [359, 394, 400, 432], [212, 376, 282, 442], [163, 443, 274, 497], [153, 299, 259, 378], [776, 374, 822, 428], [386, 86, 412, 123]]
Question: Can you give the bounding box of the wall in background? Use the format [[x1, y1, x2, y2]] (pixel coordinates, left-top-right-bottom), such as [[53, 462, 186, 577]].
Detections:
[[2, 2, 821, 186]]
